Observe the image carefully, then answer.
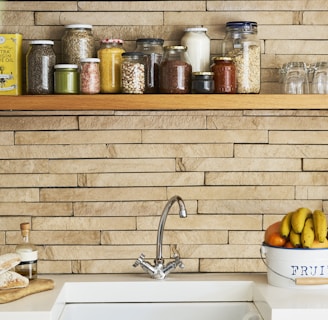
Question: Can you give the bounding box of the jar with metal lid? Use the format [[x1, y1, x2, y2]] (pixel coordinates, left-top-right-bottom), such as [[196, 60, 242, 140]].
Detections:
[[80, 58, 100, 94], [211, 56, 237, 93], [54, 64, 79, 94], [121, 52, 146, 94], [97, 39, 125, 93], [192, 72, 214, 93], [135, 38, 164, 93], [181, 27, 210, 72], [222, 21, 260, 93], [61, 24, 95, 65], [26, 40, 56, 94], [159, 46, 192, 94]]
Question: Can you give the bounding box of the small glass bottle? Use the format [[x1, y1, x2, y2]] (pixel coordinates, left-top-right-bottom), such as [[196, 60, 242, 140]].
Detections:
[[26, 40, 56, 94], [222, 21, 261, 93], [80, 58, 100, 94], [135, 38, 164, 93], [54, 64, 79, 94], [192, 72, 214, 93], [97, 39, 125, 93], [15, 222, 38, 280], [159, 45, 192, 94], [211, 56, 237, 93], [61, 24, 95, 65], [121, 52, 146, 94], [181, 27, 210, 72]]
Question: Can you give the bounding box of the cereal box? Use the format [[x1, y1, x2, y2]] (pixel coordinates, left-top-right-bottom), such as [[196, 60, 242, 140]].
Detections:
[[0, 34, 23, 95]]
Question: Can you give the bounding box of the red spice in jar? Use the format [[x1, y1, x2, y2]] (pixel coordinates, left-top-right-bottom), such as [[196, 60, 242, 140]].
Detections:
[[80, 58, 100, 94], [211, 56, 237, 93]]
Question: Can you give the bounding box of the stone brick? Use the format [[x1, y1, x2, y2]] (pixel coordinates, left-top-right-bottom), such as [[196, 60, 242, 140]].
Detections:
[[0, 160, 48, 173], [0, 132, 13, 145], [0, 188, 38, 202], [200, 258, 266, 273]]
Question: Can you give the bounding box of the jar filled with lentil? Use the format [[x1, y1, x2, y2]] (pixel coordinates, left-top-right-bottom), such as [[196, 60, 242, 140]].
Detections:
[[26, 40, 56, 94], [97, 39, 125, 93], [54, 64, 79, 94], [61, 24, 95, 65], [159, 45, 192, 94], [121, 52, 146, 94], [211, 56, 237, 93], [80, 58, 100, 94], [135, 38, 164, 93], [222, 21, 260, 93], [192, 72, 214, 93]]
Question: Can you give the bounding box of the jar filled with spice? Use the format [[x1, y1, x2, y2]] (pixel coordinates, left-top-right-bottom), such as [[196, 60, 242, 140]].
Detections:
[[211, 56, 237, 93], [222, 21, 260, 93], [159, 45, 192, 94], [192, 72, 214, 93], [121, 52, 146, 94], [97, 39, 125, 93], [54, 64, 79, 94], [135, 38, 164, 93], [80, 58, 100, 94], [61, 24, 95, 65], [26, 40, 56, 94]]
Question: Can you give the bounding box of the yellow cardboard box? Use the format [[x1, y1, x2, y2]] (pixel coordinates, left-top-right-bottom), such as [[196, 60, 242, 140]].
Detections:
[[0, 33, 23, 95]]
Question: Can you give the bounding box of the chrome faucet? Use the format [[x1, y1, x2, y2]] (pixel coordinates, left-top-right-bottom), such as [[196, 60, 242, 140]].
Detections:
[[133, 195, 187, 279]]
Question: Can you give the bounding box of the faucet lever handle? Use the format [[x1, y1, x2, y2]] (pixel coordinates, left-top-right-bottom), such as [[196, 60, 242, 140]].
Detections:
[[133, 253, 145, 268]]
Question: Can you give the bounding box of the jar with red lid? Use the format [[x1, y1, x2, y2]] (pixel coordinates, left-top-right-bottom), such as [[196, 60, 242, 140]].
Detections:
[[211, 56, 237, 93]]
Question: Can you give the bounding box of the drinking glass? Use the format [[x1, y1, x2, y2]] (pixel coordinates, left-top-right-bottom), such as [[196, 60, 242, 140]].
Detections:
[[282, 62, 309, 94]]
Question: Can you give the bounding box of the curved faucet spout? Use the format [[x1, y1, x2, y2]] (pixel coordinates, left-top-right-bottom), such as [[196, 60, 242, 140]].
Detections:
[[155, 195, 187, 264]]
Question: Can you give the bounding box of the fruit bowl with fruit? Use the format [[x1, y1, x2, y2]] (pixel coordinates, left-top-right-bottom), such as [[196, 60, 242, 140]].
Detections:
[[261, 208, 328, 288]]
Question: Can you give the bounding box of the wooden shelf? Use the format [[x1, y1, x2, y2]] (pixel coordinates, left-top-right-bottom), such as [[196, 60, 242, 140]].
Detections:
[[0, 94, 327, 111]]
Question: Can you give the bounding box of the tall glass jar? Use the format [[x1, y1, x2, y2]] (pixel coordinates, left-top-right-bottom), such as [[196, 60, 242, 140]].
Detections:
[[61, 24, 95, 65], [97, 39, 125, 93], [80, 58, 100, 94], [26, 40, 56, 94], [181, 27, 210, 72], [159, 45, 192, 94], [222, 21, 261, 93], [135, 38, 164, 93], [121, 52, 146, 94]]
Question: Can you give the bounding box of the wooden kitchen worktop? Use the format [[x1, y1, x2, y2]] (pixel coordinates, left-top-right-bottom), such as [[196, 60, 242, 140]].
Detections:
[[0, 94, 327, 111]]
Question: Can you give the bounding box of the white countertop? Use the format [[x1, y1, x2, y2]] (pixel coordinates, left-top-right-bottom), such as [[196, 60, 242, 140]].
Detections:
[[1, 273, 328, 320]]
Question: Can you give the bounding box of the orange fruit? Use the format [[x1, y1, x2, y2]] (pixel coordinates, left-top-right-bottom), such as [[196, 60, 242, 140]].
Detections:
[[264, 221, 287, 247], [312, 238, 328, 248], [284, 241, 294, 248]]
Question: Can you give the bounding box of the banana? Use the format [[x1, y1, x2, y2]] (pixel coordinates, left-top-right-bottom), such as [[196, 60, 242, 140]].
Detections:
[[301, 216, 315, 248], [313, 209, 328, 243], [291, 207, 312, 234], [289, 229, 302, 248], [280, 211, 294, 239]]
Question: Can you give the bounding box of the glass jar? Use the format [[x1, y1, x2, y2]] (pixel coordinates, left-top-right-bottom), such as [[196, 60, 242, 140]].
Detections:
[[192, 72, 214, 93], [281, 61, 310, 94], [311, 62, 328, 94], [211, 56, 237, 93], [222, 21, 261, 93], [159, 45, 192, 94], [54, 64, 79, 94], [97, 39, 125, 93], [181, 27, 210, 72], [26, 40, 56, 94], [121, 52, 146, 94], [135, 38, 164, 93], [80, 58, 100, 94], [61, 24, 95, 65]]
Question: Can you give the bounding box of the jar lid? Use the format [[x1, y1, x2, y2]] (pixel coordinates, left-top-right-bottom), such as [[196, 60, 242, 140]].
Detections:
[[184, 27, 208, 32], [64, 24, 92, 29], [213, 56, 233, 61], [80, 58, 100, 63], [55, 64, 78, 69], [29, 40, 54, 45], [164, 45, 187, 51], [136, 38, 164, 45], [226, 21, 257, 32], [101, 38, 124, 44], [192, 72, 214, 76]]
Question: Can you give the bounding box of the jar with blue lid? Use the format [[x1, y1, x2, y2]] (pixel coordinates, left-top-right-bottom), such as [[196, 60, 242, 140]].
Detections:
[[54, 64, 79, 94]]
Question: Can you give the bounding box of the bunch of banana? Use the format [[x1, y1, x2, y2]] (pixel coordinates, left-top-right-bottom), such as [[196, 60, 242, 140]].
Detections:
[[279, 207, 328, 248]]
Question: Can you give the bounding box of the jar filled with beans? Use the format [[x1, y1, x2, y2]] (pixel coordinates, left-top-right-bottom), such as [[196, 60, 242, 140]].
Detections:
[[97, 39, 125, 93], [159, 46, 192, 94], [121, 52, 146, 94], [61, 24, 95, 65], [80, 58, 100, 94]]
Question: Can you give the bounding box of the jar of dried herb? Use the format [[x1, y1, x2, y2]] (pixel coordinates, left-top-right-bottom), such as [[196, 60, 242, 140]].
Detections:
[[26, 40, 56, 94]]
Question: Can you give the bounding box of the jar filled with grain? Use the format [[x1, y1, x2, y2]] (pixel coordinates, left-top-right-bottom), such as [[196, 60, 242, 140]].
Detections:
[[26, 40, 56, 94], [54, 64, 79, 94], [97, 39, 125, 93], [61, 24, 95, 65], [121, 52, 146, 94], [211, 56, 237, 93], [80, 58, 100, 94], [159, 45, 192, 94], [135, 38, 164, 93], [222, 21, 260, 93]]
